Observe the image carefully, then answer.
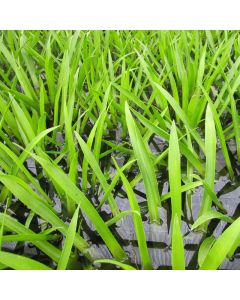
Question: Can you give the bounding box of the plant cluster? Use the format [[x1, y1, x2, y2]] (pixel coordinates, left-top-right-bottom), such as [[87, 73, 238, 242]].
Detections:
[[0, 30, 239, 270]]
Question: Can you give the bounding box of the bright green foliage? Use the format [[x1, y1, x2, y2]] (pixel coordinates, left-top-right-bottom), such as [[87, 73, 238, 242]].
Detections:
[[0, 251, 51, 270], [169, 122, 185, 270], [125, 102, 160, 224], [200, 217, 240, 270], [198, 104, 216, 230], [57, 206, 80, 270], [0, 30, 238, 270], [94, 259, 136, 270]]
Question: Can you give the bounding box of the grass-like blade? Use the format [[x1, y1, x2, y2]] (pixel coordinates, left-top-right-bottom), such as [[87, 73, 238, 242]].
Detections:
[[192, 211, 233, 231], [0, 174, 94, 258], [125, 102, 160, 224], [198, 104, 216, 229], [75, 131, 119, 216], [113, 157, 153, 270], [169, 121, 182, 223], [153, 82, 205, 152], [200, 217, 240, 270], [198, 236, 215, 268], [94, 259, 136, 270], [31, 154, 127, 261], [200, 85, 234, 178], [57, 206, 80, 270], [169, 122, 185, 270], [0, 251, 51, 270], [171, 214, 185, 270], [230, 95, 240, 162], [105, 210, 140, 227], [0, 213, 61, 263]]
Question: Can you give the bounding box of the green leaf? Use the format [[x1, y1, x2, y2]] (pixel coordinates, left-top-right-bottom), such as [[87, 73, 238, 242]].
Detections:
[[30, 154, 126, 262], [0, 213, 61, 263], [230, 95, 240, 162], [199, 104, 217, 229], [201, 86, 234, 178], [125, 101, 160, 224], [0, 174, 92, 258], [75, 131, 119, 216], [192, 211, 233, 231], [94, 259, 136, 270], [198, 236, 215, 268], [171, 214, 185, 270], [169, 121, 182, 223], [113, 157, 152, 270], [153, 82, 205, 152], [132, 108, 204, 175], [0, 251, 51, 270], [57, 206, 80, 270], [105, 210, 140, 227], [200, 217, 240, 270]]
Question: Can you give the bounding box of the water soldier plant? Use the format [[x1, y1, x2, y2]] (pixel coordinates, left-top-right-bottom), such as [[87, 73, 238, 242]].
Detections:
[[0, 30, 239, 270]]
